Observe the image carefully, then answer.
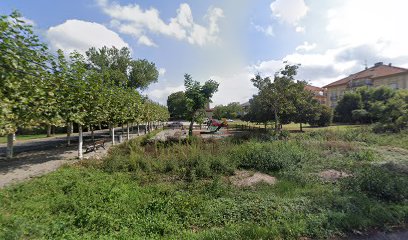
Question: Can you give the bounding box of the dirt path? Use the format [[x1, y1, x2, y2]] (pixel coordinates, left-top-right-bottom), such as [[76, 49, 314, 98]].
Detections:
[[0, 127, 158, 188]]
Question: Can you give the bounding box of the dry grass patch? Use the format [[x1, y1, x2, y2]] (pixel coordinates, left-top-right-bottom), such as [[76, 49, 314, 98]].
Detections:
[[230, 170, 277, 187]]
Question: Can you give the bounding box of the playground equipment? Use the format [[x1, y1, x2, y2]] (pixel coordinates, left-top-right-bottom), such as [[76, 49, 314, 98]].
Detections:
[[201, 118, 228, 134]]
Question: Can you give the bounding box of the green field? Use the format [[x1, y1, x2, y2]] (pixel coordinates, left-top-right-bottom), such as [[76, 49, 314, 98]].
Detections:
[[1, 127, 407, 239]]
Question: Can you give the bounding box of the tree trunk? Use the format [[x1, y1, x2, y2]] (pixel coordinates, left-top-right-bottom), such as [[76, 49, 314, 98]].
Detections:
[[126, 122, 130, 141], [111, 124, 115, 145], [78, 125, 83, 159], [99, 123, 102, 130], [144, 123, 147, 134], [6, 133, 14, 159], [109, 124, 112, 137], [300, 123, 303, 132], [91, 126, 95, 142], [274, 110, 279, 132], [67, 122, 73, 146], [137, 123, 140, 136], [47, 124, 52, 137], [189, 119, 194, 136], [121, 124, 124, 136]]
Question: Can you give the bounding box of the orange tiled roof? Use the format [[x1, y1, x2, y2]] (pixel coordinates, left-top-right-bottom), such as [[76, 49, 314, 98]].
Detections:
[[323, 64, 408, 88]]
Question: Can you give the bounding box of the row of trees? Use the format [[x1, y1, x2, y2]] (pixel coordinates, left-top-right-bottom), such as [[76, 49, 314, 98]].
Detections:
[[335, 86, 408, 132], [243, 64, 332, 131], [1, 11, 169, 159]]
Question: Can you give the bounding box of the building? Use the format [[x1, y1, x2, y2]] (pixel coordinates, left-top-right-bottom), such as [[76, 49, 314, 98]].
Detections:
[[304, 85, 326, 105], [323, 62, 408, 108]]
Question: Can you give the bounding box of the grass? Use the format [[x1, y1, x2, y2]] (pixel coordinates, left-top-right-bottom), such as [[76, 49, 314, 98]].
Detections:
[[0, 134, 66, 144], [0, 127, 407, 239], [229, 120, 364, 132]]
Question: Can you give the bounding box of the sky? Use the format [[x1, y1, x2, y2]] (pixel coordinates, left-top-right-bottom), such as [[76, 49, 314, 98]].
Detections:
[[1, 0, 408, 106]]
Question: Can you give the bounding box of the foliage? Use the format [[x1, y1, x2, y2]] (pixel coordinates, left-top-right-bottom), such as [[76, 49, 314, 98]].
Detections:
[[183, 74, 219, 135], [0, 11, 169, 158], [167, 91, 188, 120], [308, 105, 333, 127], [0, 11, 51, 135], [335, 86, 408, 132], [334, 92, 363, 123], [343, 166, 408, 203], [232, 141, 311, 172], [248, 63, 327, 131], [1, 128, 408, 239], [213, 102, 243, 119]]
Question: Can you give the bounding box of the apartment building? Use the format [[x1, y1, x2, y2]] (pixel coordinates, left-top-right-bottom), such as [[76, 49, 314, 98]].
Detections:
[[323, 62, 408, 108], [304, 85, 326, 105]]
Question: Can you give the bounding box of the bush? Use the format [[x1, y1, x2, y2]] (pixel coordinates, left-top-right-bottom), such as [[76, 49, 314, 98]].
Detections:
[[231, 141, 310, 172], [309, 105, 333, 127], [351, 109, 371, 123], [373, 122, 401, 133], [344, 166, 408, 203], [348, 149, 376, 162]]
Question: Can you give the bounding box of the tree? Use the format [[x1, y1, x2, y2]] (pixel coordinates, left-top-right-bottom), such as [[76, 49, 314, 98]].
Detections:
[[308, 105, 333, 127], [213, 102, 243, 119], [183, 74, 219, 136], [334, 92, 363, 123], [129, 59, 159, 90], [251, 64, 300, 131], [290, 81, 319, 131], [243, 95, 273, 124], [0, 11, 51, 158], [167, 91, 188, 120]]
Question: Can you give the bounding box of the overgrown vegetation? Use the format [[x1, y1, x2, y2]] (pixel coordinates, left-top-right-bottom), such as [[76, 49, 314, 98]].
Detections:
[[335, 86, 408, 132], [1, 127, 407, 239]]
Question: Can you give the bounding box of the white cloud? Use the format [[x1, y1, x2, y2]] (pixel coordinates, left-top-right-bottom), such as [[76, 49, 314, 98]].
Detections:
[[253, 23, 274, 37], [97, 0, 224, 47], [146, 85, 185, 105], [158, 68, 166, 76], [46, 19, 129, 54], [295, 41, 316, 52], [270, 0, 308, 25], [211, 71, 257, 105], [326, 0, 408, 59], [295, 26, 305, 33], [138, 35, 157, 47]]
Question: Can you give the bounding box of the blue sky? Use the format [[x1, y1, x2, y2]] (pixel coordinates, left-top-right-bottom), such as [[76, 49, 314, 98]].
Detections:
[[1, 0, 408, 105]]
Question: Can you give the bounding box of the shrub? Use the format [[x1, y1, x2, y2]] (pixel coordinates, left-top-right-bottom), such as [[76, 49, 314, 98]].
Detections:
[[309, 105, 333, 127], [348, 149, 376, 162], [351, 109, 371, 123], [231, 141, 310, 172], [344, 166, 408, 203], [372, 122, 400, 133]]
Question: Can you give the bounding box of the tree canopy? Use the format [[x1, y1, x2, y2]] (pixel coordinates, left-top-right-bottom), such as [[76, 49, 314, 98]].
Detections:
[[245, 63, 332, 130], [167, 91, 188, 120], [0, 11, 169, 159]]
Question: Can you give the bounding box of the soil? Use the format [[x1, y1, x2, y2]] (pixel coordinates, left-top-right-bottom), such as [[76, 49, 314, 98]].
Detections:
[[318, 169, 351, 182], [230, 170, 277, 187]]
